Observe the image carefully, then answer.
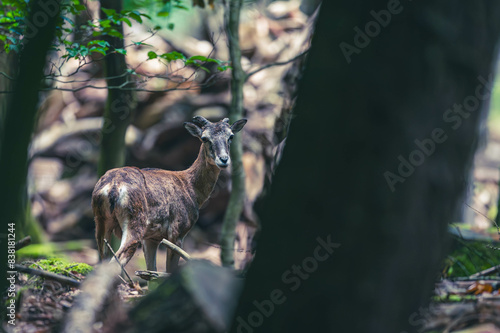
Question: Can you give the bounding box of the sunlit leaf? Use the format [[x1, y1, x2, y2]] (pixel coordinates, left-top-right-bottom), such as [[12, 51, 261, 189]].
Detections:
[[90, 46, 106, 55], [148, 51, 157, 59]]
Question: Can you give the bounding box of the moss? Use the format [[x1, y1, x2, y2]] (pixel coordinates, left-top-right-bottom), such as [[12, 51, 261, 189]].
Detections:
[[30, 258, 93, 277]]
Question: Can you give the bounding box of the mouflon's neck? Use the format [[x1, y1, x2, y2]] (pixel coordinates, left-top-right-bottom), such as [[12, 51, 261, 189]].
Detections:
[[185, 144, 221, 207]]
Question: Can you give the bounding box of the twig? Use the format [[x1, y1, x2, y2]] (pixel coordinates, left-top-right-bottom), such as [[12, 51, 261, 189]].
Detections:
[[117, 274, 128, 285], [245, 49, 310, 80], [464, 202, 500, 237], [135, 270, 171, 281], [15, 264, 81, 287], [104, 238, 133, 285], [161, 239, 191, 261], [469, 264, 500, 279], [15, 236, 32, 250]]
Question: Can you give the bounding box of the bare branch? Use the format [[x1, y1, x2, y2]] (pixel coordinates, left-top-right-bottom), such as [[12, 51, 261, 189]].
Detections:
[[15, 264, 81, 287], [245, 49, 310, 80], [135, 270, 171, 281], [103, 238, 134, 285], [161, 239, 191, 261], [15, 236, 32, 250]]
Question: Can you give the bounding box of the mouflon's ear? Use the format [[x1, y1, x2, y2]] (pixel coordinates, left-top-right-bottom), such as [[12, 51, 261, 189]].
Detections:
[[192, 116, 210, 128], [231, 119, 247, 133], [184, 122, 203, 138]]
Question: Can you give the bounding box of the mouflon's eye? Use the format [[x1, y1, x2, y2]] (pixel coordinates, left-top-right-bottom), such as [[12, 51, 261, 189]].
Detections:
[[201, 137, 209, 143], [228, 135, 234, 142]]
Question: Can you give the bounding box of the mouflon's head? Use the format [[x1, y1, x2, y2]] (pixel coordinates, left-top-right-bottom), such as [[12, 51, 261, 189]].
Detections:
[[184, 116, 247, 168]]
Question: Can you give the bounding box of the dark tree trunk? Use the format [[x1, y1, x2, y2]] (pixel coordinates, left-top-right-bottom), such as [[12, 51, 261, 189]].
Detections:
[[232, 1, 500, 333], [0, 0, 61, 287], [97, 0, 136, 178]]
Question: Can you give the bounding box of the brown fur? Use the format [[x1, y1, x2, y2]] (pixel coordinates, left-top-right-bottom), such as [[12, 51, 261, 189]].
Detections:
[[92, 117, 246, 272]]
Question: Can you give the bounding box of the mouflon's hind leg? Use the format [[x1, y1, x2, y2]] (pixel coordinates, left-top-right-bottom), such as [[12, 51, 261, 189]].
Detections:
[[95, 216, 116, 262], [95, 216, 106, 262], [142, 239, 160, 271], [112, 219, 140, 268]]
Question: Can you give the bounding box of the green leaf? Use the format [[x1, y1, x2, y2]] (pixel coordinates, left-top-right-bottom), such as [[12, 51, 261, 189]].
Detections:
[[140, 13, 152, 20], [88, 40, 110, 48], [100, 19, 111, 28], [101, 8, 116, 16], [115, 48, 127, 55], [160, 51, 186, 61], [147, 51, 157, 59], [62, 16, 75, 26], [188, 55, 207, 62], [90, 46, 106, 55], [174, 4, 189, 10], [167, 23, 175, 30], [217, 65, 231, 72], [128, 12, 142, 23], [120, 17, 132, 27], [158, 1, 172, 17], [132, 41, 153, 47], [105, 29, 123, 38], [74, 4, 86, 11]]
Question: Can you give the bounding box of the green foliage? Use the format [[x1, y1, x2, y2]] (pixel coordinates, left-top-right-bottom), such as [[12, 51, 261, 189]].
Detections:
[[16, 240, 91, 259], [0, 0, 149, 58], [0, 0, 230, 82], [432, 294, 477, 302], [443, 238, 500, 278], [146, 51, 230, 73], [30, 258, 93, 276]]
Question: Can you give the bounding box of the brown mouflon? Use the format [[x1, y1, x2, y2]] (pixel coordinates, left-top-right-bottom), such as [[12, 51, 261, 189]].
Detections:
[[92, 116, 247, 272]]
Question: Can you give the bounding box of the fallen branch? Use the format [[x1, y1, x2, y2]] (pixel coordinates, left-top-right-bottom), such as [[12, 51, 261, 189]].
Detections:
[[469, 264, 500, 279], [161, 239, 191, 261], [15, 236, 32, 250], [15, 264, 81, 287], [135, 270, 171, 281]]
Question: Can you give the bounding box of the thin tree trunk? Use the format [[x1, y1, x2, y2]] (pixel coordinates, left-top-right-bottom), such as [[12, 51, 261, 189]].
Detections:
[[97, 0, 136, 178], [0, 0, 61, 288], [220, 0, 246, 267], [231, 1, 500, 332]]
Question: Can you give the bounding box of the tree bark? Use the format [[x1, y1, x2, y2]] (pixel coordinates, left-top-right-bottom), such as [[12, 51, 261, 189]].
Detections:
[[220, 0, 246, 268], [231, 1, 500, 332], [97, 0, 136, 178], [0, 0, 61, 288]]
